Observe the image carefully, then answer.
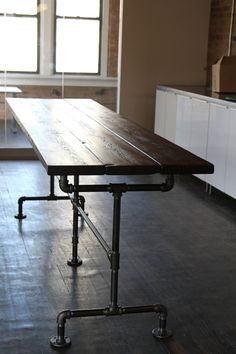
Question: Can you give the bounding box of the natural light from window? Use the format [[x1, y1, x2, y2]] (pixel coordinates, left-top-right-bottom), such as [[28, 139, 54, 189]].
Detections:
[[0, 0, 37, 15], [0, 17, 37, 72], [56, 19, 100, 73], [55, 0, 101, 74], [0, 0, 38, 72], [56, 0, 100, 18], [0, 0, 102, 74]]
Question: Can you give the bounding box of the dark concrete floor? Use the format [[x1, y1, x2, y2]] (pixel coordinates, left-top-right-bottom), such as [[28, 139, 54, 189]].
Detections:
[[0, 160, 236, 353]]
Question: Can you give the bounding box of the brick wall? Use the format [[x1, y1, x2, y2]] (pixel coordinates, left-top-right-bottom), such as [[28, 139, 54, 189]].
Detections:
[[2, 85, 117, 120], [207, 0, 236, 85], [2, 86, 117, 120], [107, 0, 120, 77]]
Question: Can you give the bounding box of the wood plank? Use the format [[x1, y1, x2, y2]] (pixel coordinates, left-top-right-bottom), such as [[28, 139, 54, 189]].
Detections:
[[40, 99, 161, 175], [6, 97, 214, 176], [67, 99, 214, 175], [6, 98, 106, 175], [6, 98, 161, 176]]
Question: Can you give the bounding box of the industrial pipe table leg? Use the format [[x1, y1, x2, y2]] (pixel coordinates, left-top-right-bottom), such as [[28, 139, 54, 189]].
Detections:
[[14, 196, 27, 219], [50, 183, 172, 348], [109, 190, 121, 311], [152, 309, 172, 339], [50, 304, 172, 347], [50, 311, 72, 348], [14, 176, 70, 219], [67, 175, 82, 267]]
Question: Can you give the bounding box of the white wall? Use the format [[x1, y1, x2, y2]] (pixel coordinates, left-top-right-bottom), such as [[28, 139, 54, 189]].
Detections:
[[118, 0, 211, 130]]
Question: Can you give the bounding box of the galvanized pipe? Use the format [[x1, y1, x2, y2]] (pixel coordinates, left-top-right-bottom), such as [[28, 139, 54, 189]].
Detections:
[[72, 200, 111, 257], [109, 191, 121, 310], [59, 175, 174, 194]]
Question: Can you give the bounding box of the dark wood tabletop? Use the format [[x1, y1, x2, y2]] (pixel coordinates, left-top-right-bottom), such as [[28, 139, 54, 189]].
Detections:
[[6, 98, 214, 176]]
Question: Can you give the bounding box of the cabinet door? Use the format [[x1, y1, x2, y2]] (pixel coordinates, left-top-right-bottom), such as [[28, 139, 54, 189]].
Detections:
[[206, 103, 229, 192], [190, 98, 209, 158], [154, 90, 166, 137], [225, 108, 236, 198], [164, 92, 177, 142], [175, 95, 192, 150], [154, 90, 177, 142], [190, 98, 210, 181]]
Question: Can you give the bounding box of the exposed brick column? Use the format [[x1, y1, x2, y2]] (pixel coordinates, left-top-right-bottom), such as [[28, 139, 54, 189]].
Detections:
[[207, 0, 235, 85], [107, 0, 120, 77]]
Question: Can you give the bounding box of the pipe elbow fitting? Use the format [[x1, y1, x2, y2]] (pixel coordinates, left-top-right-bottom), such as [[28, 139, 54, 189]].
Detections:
[[57, 310, 71, 324], [161, 175, 174, 192], [59, 176, 74, 194]]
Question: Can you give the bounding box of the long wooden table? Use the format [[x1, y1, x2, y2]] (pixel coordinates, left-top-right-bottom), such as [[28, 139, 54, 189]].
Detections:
[[6, 98, 214, 349]]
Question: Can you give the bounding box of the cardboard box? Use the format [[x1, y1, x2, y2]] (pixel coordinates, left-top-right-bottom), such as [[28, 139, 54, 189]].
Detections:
[[212, 56, 236, 93]]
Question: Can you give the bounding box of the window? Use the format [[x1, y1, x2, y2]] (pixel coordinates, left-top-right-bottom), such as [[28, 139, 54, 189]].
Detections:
[[0, 0, 39, 73], [55, 0, 102, 74], [0, 0, 109, 79]]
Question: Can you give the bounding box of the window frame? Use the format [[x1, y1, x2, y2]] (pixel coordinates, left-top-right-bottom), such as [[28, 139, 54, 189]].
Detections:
[[53, 0, 103, 75], [0, 0, 40, 74], [0, 0, 116, 86]]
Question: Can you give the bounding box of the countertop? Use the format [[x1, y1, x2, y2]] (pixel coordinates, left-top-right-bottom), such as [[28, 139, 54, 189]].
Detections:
[[157, 85, 236, 108]]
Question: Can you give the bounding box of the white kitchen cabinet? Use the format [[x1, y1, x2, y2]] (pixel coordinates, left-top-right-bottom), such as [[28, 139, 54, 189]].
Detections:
[[173, 96, 209, 161], [206, 103, 229, 193], [190, 98, 210, 181], [164, 92, 177, 142], [154, 86, 236, 199], [154, 89, 177, 142], [189, 98, 209, 159], [154, 89, 166, 138], [225, 108, 236, 198], [174, 96, 209, 181], [175, 95, 192, 150]]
